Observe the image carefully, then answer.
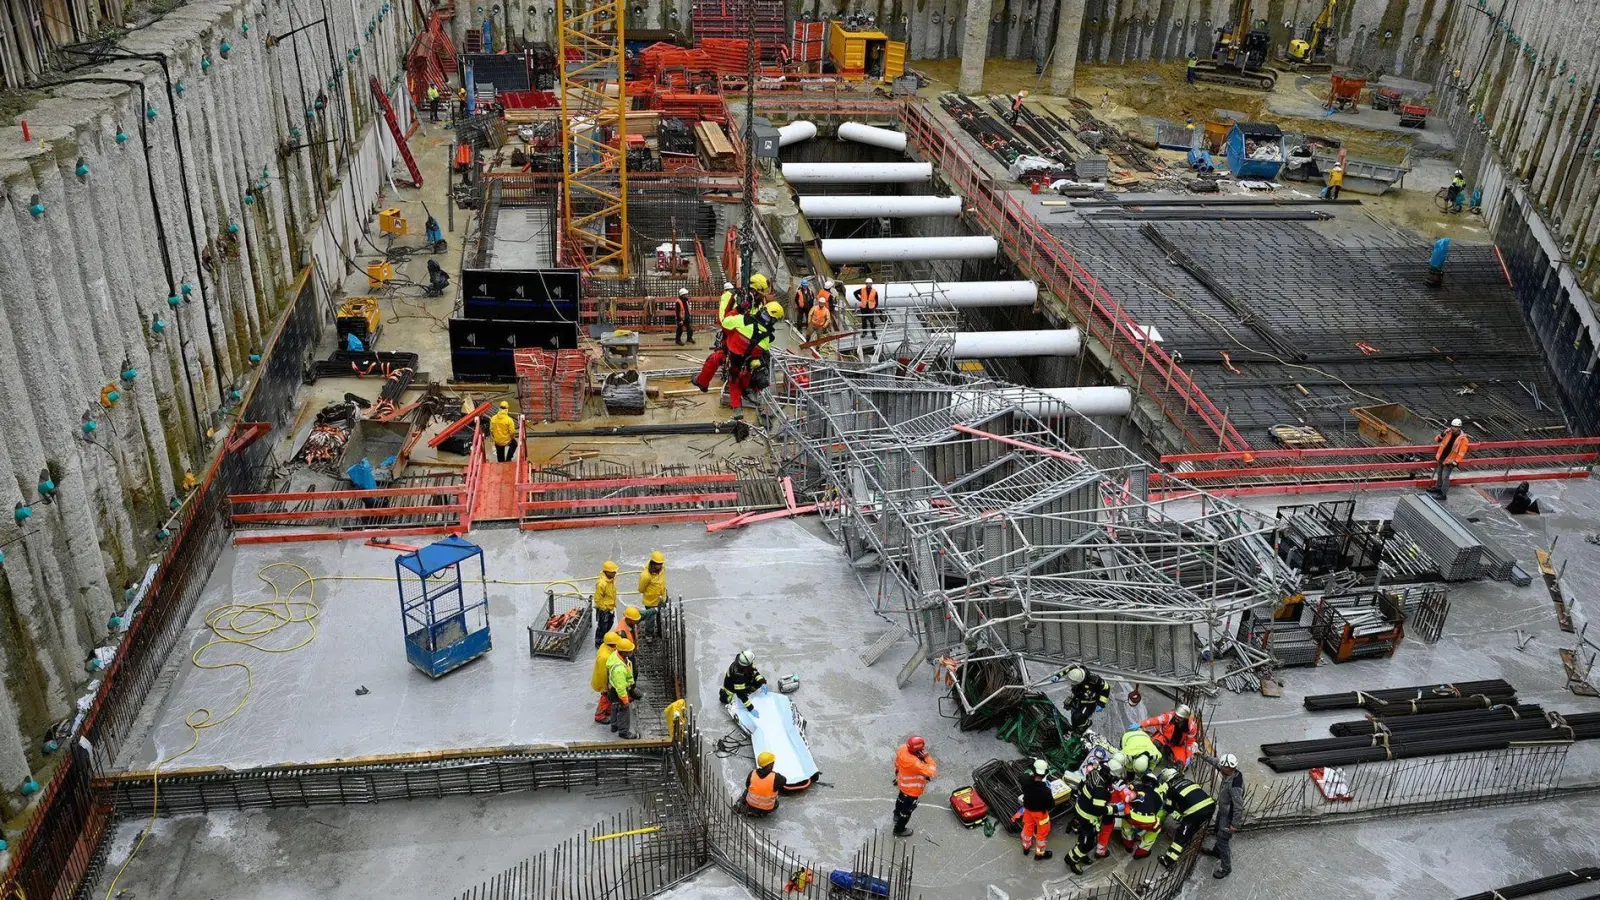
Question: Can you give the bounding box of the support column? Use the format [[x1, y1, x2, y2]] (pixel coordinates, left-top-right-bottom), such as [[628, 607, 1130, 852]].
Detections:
[[958, 0, 991, 94], [1051, 0, 1086, 95]]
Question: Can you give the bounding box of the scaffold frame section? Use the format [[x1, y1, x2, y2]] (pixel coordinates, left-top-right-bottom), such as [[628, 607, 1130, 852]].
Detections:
[[764, 356, 1298, 692], [557, 0, 630, 275]]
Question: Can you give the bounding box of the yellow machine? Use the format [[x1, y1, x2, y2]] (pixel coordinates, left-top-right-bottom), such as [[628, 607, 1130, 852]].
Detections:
[[1283, 0, 1337, 72], [1195, 0, 1277, 89], [557, 0, 630, 276], [366, 260, 394, 288], [378, 207, 409, 236], [827, 22, 906, 82]]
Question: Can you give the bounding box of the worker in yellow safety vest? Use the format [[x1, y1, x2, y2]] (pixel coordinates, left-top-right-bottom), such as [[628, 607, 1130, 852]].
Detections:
[[490, 401, 516, 463], [638, 550, 667, 635], [593, 560, 619, 647], [591, 632, 622, 722], [604, 638, 640, 739]]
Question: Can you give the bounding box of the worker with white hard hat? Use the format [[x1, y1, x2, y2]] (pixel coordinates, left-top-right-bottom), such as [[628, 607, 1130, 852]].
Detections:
[[1199, 750, 1246, 879], [1431, 417, 1469, 501], [1052, 663, 1110, 733]]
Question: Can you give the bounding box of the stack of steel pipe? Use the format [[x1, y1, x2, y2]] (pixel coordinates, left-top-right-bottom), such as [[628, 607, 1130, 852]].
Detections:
[[1453, 868, 1600, 900], [1391, 493, 1489, 580], [981, 96, 1072, 165], [1327, 704, 1545, 736], [1303, 679, 1516, 712], [1261, 709, 1600, 772]]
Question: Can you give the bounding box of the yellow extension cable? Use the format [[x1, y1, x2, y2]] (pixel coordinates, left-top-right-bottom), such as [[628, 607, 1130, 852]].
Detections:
[[96, 564, 648, 898]]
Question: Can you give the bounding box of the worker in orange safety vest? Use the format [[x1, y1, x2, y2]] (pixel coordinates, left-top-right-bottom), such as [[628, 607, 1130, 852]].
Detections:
[[1431, 417, 1469, 500], [892, 735, 938, 837], [1142, 704, 1199, 768], [853, 279, 881, 340], [744, 750, 788, 816]]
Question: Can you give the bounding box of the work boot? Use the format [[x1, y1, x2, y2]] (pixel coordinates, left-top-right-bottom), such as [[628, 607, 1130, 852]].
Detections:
[[620, 731, 639, 740], [1214, 868, 1231, 880], [1034, 850, 1053, 861], [1121, 837, 1136, 852], [1021, 846, 1032, 857], [1095, 847, 1109, 858], [1132, 849, 1151, 860], [1201, 847, 1220, 858], [1067, 858, 1087, 875], [893, 828, 914, 838]]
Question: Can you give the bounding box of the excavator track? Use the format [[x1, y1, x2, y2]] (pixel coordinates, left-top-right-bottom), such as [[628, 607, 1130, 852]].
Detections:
[[1192, 64, 1278, 90], [1275, 58, 1334, 74]]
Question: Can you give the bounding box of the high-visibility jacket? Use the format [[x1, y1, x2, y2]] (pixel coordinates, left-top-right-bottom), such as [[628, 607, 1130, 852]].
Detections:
[[1124, 784, 1163, 830], [718, 290, 737, 323], [808, 301, 831, 330], [1328, 168, 1344, 188], [674, 295, 691, 320], [1072, 777, 1111, 824], [1435, 428, 1469, 465], [1121, 730, 1162, 772], [815, 287, 833, 311], [855, 285, 879, 311], [721, 662, 767, 706], [594, 575, 618, 612], [489, 411, 515, 447], [721, 312, 776, 361], [894, 745, 937, 797], [1165, 779, 1215, 821], [613, 615, 636, 646], [591, 643, 617, 692], [427, 86, 441, 101], [638, 568, 666, 608], [745, 768, 780, 810], [606, 653, 636, 701], [1186, 57, 1197, 70], [1070, 673, 1110, 712], [1142, 711, 1198, 765]]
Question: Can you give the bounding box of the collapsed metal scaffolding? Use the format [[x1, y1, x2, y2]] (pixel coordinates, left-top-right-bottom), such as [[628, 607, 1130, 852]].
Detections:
[[765, 357, 1298, 701]]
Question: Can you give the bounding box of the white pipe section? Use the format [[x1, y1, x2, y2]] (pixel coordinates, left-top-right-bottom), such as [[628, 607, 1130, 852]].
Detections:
[[838, 121, 908, 152], [782, 162, 932, 184], [822, 236, 998, 263], [799, 195, 964, 218], [952, 329, 1082, 358], [1021, 387, 1133, 417], [841, 281, 1038, 308], [778, 121, 817, 148]]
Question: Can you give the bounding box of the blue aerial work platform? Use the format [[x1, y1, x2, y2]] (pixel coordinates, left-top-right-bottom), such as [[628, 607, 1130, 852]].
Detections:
[[395, 535, 492, 677]]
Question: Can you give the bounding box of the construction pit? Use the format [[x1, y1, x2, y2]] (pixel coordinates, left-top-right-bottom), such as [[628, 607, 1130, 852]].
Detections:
[[6, 9, 1600, 900]]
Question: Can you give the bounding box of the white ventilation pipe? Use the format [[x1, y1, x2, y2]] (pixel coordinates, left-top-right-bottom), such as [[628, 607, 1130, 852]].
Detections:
[[838, 121, 908, 152], [952, 329, 1081, 358], [822, 236, 998, 263], [800, 195, 963, 218], [1019, 387, 1133, 417], [782, 162, 932, 184], [839, 280, 1037, 308], [778, 121, 817, 147]]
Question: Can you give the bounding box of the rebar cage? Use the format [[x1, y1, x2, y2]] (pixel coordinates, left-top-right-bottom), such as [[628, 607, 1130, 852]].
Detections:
[[763, 356, 1300, 697]]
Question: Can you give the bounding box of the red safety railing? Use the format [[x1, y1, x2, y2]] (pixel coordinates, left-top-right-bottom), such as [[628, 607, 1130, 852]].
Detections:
[[897, 102, 1249, 453], [1151, 436, 1600, 497]]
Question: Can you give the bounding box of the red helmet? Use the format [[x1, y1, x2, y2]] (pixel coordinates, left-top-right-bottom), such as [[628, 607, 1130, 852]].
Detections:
[[906, 736, 926, 754]]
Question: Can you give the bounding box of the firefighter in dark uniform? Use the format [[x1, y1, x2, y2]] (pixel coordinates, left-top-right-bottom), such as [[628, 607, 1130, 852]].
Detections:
[[720, 650, 768, 713], [1065, 764, 1113, 875], [1054, 664, 1110, 733], [1156, 767, 1216, 869]]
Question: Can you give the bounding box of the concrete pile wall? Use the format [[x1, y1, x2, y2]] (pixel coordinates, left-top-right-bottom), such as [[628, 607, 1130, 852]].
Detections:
[[0, 0, 407, 795], [486, 0, 1453, 82]]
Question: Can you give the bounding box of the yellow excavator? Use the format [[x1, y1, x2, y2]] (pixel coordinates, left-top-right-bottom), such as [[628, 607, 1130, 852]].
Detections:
[[1281, 0, 1337, 72], [1193, 0, 1278, 90]]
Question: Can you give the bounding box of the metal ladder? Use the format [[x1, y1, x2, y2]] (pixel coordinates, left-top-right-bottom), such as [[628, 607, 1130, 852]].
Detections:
[[369, 76, 424, 187]]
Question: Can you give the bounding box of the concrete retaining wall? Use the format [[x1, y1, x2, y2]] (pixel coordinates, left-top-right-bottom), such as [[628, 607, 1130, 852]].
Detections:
[[0, 0, 407, 796]]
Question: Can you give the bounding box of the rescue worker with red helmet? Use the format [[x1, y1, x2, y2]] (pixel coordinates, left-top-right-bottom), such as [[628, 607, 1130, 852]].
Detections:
[[892, 735, 937, 837]]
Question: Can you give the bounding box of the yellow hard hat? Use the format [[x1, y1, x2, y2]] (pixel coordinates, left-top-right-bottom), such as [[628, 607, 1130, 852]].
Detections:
[[615, 638, 636, 652], [603, 632, 621, 647], [624, 606, 642, 621], [749, 273, 769, 291], [499, 401, 510, 410], [650, 550, 665, 564], [765, 301, 784, 319], [757, 751, 776, 767], [602, 560, 619, 573]]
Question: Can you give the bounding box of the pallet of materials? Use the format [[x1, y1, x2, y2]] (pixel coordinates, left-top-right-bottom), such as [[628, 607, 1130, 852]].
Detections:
[[1309, 592, 1404, 662], [695, 121, 737, 170], [527, 593, 594, 660]]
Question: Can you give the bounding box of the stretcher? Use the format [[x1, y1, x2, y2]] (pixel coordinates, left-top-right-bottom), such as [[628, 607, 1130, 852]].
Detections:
[[730, 686, 820, 790]]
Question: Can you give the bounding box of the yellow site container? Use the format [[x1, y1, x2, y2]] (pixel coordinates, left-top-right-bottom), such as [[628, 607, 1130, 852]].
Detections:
[[827, 22, 905, 82], [366, 260, 394, 288], [379, 207, 408, 236]]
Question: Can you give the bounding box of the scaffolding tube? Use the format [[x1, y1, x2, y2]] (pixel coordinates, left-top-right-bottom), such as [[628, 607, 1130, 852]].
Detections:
[[781, 162, 932, 184], [951, 329, 1082, 359], [842, 280, 1038, 308], [822, 236, 998, 263], [777, 121, 817, 147], [838, 121, 908, 151], [800, 195, 963, 218]]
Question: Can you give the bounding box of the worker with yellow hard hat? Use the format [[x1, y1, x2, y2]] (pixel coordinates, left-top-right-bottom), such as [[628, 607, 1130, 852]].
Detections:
[[591, 632, 622, 722], [604, 637, 640, 739], [696, 296, 781, 408], [744, 749, 787, 815], [490, 400, 516, 462], [613, 605, 642, 646], [638, 550, 668, 638], [748, 272, 769, 294], [593, 560, 619, 647]]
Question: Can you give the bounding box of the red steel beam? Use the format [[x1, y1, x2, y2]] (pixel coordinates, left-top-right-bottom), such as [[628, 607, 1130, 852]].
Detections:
[[521, 511, 732, 531], [1156, 452, 1600, 483], [427, 401, 491, 448], [235, 525, 458, 545], [951, 424, 1083, 463], [231, 503, 465, 524], [230, 485, 463, 503], [521, 473, 737, 494], [1160, 436, 1600, 465], [1150, 468, 1591, 500], [706, 503, 819, 532], [521, 492, 738, 513]]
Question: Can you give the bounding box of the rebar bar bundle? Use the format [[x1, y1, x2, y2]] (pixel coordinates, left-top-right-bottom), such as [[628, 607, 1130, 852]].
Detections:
[[762, 356, 1299, 698], [1259, 709, 1600, 771], [1303, 679, 1516, 711], [1453, 868, 1600, 900]]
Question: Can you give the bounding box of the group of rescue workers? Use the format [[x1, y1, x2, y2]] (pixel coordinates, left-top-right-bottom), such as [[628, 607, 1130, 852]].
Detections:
[[587, 551, 670, 741], [889, 665, 1245, 880], [690, 273, 884, 407]]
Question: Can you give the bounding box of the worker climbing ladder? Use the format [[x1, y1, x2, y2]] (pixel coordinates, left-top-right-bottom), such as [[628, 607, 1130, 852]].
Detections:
[[369, 76, 424, 188]]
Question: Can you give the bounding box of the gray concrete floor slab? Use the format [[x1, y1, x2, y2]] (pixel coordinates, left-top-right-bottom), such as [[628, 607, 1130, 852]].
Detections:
[[89, 788, 644, 900]]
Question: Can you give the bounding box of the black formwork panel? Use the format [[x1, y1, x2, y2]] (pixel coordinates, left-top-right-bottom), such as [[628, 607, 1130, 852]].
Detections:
[[449, 318, 581, 381], [465, 52, 531, 92]]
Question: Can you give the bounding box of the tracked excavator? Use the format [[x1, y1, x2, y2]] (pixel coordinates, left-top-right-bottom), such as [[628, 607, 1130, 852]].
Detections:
[[1192, 0, 1278, 90], [1280, 0, 1337, 73]]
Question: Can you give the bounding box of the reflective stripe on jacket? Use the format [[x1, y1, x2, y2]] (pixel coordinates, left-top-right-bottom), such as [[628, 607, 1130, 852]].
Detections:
[[895, 745, 937, 797], [745, 770, 778, 810], [1435, 428, 1469, 465]]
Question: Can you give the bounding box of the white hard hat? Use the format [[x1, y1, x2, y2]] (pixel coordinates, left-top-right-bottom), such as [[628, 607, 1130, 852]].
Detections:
[[1066, 665, 1087, 685], [736, 650, 754, 667], [1130, 755, 1150, 774], [864, 278, 873, 285], [1033, 758, 1049, 776], [1105, 756, 1126, 778], [679, 288, 689, 296], [1175, 704, 1192, 719], [1158, 767, 1179, 784], [724, 281, 734, 290], [1219, 753, 1238, 769], [1450, 418, 1462, 427]]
